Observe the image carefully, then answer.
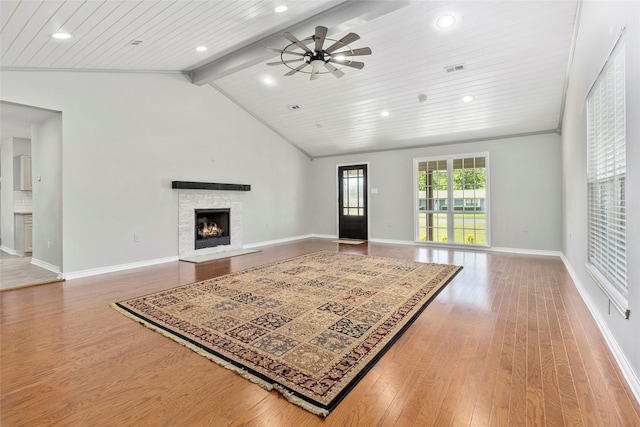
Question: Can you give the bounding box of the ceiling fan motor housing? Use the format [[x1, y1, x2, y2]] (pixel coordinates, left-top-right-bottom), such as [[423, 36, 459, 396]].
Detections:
[[308, 51, 327, 68]]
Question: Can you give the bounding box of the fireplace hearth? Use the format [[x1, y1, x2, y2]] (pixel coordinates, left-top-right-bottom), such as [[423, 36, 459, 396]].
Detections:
[[195, 209, 230, 249]]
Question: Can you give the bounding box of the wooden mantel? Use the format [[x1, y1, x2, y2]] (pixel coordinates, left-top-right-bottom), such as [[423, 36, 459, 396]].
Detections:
[[171, 181, 251, 191]]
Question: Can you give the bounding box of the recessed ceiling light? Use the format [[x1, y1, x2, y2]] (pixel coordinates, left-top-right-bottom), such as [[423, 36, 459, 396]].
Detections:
[[262, 76, 275, 85], [274, 5, 288, 13], [196, 46, 207, 52], [52, 32, 72, 40], [380, 110, 390, 117], [462, 95, 474, 103], [436, 14, 455, 29]]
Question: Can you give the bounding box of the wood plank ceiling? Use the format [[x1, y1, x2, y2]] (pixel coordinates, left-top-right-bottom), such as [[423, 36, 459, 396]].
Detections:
[[0, 0, 578, 158]]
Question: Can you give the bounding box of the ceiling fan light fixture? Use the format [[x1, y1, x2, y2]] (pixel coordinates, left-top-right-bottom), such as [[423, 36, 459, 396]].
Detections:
[[270, 26, 371, 79], [310, 59, 325, 68]]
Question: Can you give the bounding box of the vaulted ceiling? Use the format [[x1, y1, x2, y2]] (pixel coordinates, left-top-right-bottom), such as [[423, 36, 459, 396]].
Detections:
[[1, 0, 578, 158]]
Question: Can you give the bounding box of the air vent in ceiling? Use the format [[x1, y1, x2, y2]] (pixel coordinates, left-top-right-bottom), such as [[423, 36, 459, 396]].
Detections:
[[445, 64, 465, 73], [287, 104, 301, 110]]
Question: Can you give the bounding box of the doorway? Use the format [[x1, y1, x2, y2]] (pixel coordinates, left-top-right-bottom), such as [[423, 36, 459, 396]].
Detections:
[[338, 164, 368, 240]]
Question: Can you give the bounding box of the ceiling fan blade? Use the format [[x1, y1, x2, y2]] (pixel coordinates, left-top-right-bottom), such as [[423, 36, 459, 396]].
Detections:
[[284, 62, 309, 76], [324, 62, 345, 78], [324, 32, 360, 53], [267, 47, 306, 57], [283, 32, 312, 53], [266, 58, 304, 66], [330, 59, 365, 70], [310, 67, 320, 81], [314, 26, 328, 51], [331, 47, 372, 57]]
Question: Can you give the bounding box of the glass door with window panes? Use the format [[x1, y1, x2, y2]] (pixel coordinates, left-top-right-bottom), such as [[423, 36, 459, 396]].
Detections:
[[415, 155, 489, 246]]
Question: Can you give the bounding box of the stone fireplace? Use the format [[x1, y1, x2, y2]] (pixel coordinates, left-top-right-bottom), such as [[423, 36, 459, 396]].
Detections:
[[178, 191, 243, 259]]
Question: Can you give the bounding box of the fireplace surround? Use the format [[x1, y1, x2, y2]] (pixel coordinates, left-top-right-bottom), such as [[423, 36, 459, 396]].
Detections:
[[178, 192, 243, 259]]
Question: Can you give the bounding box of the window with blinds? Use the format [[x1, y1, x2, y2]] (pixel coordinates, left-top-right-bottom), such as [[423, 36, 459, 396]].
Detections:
[[586, 35, 628, 317]]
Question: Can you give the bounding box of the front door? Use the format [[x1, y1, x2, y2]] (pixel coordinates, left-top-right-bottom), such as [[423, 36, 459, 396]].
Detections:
[[338, 164, 368, 240]]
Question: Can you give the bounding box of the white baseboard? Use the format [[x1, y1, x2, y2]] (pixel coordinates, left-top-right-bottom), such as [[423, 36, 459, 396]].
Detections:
[[243, 234, 314, 249], [62, 256, 179, 280], [62, 234, 324, 280], [561, 254, 640, 405], [31, 258, 62, 277], [487, 246, 562, 257], [368, 239, 563, 257], [368, 237, 416, 246], [311, 234, 338, 240], [1, 245, 17, 255]]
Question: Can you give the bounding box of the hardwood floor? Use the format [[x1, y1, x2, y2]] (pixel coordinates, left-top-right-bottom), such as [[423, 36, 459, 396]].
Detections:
[[1, 239, 639, 426], [0, 251, 63, 290]]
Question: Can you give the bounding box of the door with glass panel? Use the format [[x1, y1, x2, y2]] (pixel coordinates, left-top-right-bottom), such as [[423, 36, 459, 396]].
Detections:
[[416, 155, 489, 246], [338, 164, 368, 240]]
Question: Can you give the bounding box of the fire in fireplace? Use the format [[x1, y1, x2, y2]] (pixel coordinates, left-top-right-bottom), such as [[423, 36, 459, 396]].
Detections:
[[194, 208, 230, 249]]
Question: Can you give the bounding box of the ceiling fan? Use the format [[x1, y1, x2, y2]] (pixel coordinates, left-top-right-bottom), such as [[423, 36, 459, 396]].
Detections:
[[267, 26, 372, 80]]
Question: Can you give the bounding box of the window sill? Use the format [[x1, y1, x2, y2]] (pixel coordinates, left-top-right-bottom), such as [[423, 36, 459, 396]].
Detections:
[[586, 263, 630, 319]]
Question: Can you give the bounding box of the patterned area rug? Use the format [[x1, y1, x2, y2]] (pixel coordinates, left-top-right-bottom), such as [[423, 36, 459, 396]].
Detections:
[[112, 251, 461, 416]]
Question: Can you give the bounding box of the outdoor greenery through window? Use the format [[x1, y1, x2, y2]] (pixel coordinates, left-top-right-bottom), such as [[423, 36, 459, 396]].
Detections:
[[342, 168, 365, 216], [586, 34, 628, 315], [415, 154, 489, 246]]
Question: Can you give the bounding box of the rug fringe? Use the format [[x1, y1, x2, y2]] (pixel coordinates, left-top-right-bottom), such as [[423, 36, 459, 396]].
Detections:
[[111, 303, 330, 416], [272, 384, 329, 417]]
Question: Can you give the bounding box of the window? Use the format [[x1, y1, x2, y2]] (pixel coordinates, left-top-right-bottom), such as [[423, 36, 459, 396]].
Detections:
[[415, 154, 489, 246], [341, 167, 365, 216], [586, 34, 628, 317]]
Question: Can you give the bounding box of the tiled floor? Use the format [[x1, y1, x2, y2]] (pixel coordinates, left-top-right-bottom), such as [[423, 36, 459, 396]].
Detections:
[[0, 251, 63, 290]]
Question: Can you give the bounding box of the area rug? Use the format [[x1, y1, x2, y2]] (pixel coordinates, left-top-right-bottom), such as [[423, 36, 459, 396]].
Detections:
[[112, 251, 461, 417]]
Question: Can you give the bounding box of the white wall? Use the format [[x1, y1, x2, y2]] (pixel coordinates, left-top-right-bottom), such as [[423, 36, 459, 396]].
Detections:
[[561, 0, 639, 395], [310, 133, 563, 252], [31, 114, 63, 270], [1, 71, 312, 274]]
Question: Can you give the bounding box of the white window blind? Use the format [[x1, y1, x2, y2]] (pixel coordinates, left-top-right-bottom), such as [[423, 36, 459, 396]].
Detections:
[[586, 34, 628, 317]]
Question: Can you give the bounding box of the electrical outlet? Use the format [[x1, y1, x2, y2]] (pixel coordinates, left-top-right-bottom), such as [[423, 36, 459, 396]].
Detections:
[[134, 234, 141, 243], [523, 225, 529, 233]]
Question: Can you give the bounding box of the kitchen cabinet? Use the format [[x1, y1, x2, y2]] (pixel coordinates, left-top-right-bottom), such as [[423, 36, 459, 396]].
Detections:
[[14, 154, 32, 191], [15, 213, 33, 255]]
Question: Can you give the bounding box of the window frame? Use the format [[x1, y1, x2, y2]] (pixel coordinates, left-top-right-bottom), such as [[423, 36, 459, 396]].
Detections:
[[585, 30, 629, 318], [413, 153, 490, 248]]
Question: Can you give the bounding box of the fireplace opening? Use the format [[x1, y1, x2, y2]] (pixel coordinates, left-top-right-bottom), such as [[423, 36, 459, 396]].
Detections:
[[194, 208, 230, 249]]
